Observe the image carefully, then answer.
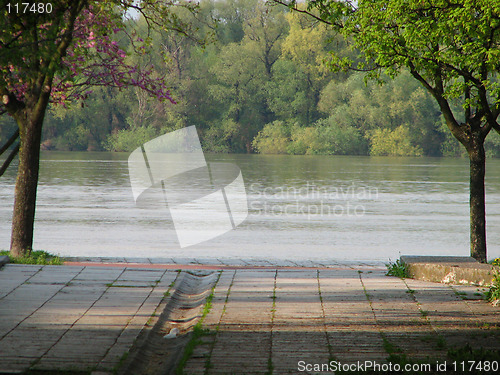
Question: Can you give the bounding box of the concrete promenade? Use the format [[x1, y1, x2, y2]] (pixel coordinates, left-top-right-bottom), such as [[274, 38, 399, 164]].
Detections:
[[0, 259, 499, 374]]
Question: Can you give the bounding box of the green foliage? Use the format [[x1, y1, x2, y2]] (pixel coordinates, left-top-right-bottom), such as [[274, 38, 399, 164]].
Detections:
[[286, 126, 319, 155], [369, 125, 423, 157], [308, 0, 500, 156], [0, 250, 62, 265], [313, 118, 368, 155], [385, 259, 409, 278], [53, 124, 90, 151], [18, 0, 500, 158], [319, 71, 443, 156], [285, 121, 367, 155], [105, 126, 158, 152], [202, 119, 242, 153], [485, 134, 500, 158], [252, 121, 290, 154]]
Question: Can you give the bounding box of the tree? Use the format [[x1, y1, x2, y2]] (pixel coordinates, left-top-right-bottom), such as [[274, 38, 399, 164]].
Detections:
[[318, 71, 443, 155], [243, 1, 289, 78], [209, 42, 267, 152], [0, 1, 194, 257], [279, 0, 500, 262], [279, 9, 333, 124]]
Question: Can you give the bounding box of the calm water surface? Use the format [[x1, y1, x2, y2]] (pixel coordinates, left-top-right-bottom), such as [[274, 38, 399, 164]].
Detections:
[[1, 152, 500, 262]]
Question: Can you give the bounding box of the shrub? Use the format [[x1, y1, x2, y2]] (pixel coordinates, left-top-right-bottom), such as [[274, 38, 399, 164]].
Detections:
[[369, 124, 423, 156], [313, 118, 368, 155], [105, 126, 158, 152], [53, 124, 90, 151], [286, 125, 317, 155], [252, 121, 290, 154]]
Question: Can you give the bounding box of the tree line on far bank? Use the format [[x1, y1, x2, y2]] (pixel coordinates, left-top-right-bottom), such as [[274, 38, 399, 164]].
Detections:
[[1, 0, 499, 158]]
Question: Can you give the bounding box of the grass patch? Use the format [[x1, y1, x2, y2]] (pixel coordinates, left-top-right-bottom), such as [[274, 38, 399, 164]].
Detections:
[[447, 344, 500, 373], [385, 259, 408, 278], [176, 324, 212, 375], [0, 250, 62, 265], [382, 337, 402, 355], [112, 351, 129, 375]]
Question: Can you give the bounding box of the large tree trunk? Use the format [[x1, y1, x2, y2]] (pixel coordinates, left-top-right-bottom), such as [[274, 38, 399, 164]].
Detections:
[[10, 115, 44, 258], [468, 134, 487, 263]]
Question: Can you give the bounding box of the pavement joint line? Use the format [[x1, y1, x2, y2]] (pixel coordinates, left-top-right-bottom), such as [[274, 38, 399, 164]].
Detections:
[[96, 267, 170, 370], [29, 266, 128, 371], [317, 270, 334, 361], [401, 277, 442, 340], [357, 271, 389, 356], [0, 265, 86, 342]]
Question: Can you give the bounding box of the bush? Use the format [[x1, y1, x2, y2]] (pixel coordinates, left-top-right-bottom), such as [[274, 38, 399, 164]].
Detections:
[[105, 126, 158, 152], [286, 125, 317, 155], [53, 124, 90, 151], [285, 118, 368, 155], [252, 121, 290, 154], [313, 118, 368, 155], [202, 119, 242, 153], [369, 124, 423, 156]]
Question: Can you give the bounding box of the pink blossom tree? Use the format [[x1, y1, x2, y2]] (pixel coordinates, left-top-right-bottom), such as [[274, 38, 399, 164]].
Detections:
[[0, 0, 196, 257]]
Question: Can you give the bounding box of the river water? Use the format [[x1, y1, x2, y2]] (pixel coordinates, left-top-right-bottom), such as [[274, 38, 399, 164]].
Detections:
[[1, 152, 500, 262]]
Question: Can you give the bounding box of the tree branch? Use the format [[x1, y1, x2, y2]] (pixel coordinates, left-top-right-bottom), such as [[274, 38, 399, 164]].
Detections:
[[0, 129, 20, 157], [272, 0, 337, 27], [0, 142, 20, 177]]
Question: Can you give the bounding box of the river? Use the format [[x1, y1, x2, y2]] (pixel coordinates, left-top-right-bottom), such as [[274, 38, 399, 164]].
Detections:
[[1, 152, 500, 262]]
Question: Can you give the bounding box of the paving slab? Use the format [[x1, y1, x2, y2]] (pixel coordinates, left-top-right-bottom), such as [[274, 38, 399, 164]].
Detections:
[[0, 264, 178, 374]]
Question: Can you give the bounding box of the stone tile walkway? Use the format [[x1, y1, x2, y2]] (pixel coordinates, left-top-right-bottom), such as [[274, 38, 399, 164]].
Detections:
[[0, 264, 178, 374], [1, 263, 499, 374], [182, 269, 500, 374]]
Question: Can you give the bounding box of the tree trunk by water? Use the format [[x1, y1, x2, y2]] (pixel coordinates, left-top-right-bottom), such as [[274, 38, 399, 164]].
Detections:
[[468, 135, 487, 263], [10, 109, 45, 258]]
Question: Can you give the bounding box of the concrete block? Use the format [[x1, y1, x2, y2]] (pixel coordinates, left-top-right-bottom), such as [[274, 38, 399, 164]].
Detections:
[[401, 255, 499, 286]]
